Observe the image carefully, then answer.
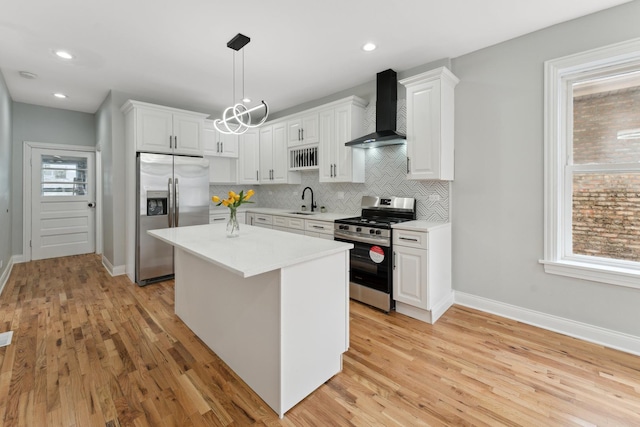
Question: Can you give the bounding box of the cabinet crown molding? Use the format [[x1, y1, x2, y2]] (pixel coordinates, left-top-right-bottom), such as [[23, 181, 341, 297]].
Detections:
[[120, 99, 209, 118], [266, 95, 368, 125], [399, 67, 459, 88]]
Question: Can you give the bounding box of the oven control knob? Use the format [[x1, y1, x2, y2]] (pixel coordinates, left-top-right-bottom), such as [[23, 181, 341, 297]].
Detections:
[[356, 227, 362, 232], [375, 230, 382, 235], [369, 229, 375, 234]]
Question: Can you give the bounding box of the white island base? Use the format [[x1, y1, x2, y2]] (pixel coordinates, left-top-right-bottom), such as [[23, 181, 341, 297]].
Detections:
[[150, 224, 351, 418]]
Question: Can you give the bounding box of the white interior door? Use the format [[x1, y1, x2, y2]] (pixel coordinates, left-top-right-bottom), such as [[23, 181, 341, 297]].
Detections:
[[31, 148, 96, 260]]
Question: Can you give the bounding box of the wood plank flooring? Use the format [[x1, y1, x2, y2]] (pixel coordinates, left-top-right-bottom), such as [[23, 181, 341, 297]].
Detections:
[[0, 254, 639, 426]]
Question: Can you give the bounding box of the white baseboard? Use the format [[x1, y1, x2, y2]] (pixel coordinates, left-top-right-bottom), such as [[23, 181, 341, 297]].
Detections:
[[0, 256, 20, 296], [454, 291, 640, 357], [102, 255, 126, 277]]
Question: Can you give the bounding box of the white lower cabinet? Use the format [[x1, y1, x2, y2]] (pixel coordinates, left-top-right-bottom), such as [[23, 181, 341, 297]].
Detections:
[[273, 215, 305, 232], [392, 224, 452, 324], [252, 213, 273, 229], [210, 212, 246, 225], [243, 211, 335, 239], [305, 219, 334, 239]]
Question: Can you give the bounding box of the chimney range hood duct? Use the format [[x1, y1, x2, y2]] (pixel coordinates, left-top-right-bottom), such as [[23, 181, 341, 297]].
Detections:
[[345, 69, 406, 148]]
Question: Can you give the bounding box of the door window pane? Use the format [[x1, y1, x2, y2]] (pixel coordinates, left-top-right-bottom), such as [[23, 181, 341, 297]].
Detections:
[[41, 154, 88, 196]]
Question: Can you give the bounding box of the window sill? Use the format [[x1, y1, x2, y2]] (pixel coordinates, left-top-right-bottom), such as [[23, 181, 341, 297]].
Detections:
[[540, 259, 640, 290]]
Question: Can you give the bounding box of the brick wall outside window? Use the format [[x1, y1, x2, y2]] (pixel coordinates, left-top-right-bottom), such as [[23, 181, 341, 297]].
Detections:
[[572, 87, 640, 262]]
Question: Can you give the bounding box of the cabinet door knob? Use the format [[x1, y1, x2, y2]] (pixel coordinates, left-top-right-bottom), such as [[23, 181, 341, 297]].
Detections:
[[174, 136, 178, 148], [169, 135, 173, 149]]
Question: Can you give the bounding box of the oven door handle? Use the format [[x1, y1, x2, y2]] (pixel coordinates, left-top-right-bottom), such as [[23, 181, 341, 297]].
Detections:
[[334, 234, 390, 247]]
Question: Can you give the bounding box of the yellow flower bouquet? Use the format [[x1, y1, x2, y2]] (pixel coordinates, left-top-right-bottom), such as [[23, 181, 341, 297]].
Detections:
[[212, 189, 255, 237]]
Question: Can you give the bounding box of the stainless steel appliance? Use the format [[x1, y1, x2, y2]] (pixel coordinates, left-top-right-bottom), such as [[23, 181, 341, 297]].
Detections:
[[136, 152, 209, 286], [334, 196, 416, 312], [344, 69, 406, 148]]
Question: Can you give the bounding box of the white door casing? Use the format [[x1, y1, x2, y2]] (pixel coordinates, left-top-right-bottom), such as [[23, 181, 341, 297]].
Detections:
[[28, 145, 96, 260]]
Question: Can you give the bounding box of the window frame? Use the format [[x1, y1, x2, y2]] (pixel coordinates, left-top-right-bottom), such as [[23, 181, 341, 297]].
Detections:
[[542, 38, 640, 289]]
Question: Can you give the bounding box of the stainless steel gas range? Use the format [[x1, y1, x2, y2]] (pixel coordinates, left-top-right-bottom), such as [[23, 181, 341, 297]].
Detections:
[[334, 196, 416, 312]]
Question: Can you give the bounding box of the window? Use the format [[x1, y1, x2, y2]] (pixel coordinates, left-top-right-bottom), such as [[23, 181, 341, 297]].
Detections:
[[40, 154, 88, 197], [543, 39, 640, 289]]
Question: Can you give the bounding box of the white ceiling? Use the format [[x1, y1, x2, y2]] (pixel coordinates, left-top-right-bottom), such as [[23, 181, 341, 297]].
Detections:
[[0, 0, 631, 116]]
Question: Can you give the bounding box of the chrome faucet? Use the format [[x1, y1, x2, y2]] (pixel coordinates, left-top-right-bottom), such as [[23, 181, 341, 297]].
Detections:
[[302, 187, 317, 212]]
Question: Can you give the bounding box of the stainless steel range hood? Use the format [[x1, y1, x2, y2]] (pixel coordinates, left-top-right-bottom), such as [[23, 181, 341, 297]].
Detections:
[[345, 69, 406, 148]]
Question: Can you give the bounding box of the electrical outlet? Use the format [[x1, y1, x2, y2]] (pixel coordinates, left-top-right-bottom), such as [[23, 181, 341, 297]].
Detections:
[[293, 191, 299, 196], [429, 194, 441, 202], [337, 192, 345, 200]]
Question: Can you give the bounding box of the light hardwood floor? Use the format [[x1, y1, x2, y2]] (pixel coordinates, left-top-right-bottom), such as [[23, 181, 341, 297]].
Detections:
[[0, 254, 639, 426]]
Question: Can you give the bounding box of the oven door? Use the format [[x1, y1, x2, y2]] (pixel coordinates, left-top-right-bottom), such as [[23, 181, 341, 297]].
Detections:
[[335, 237, 392, 294]]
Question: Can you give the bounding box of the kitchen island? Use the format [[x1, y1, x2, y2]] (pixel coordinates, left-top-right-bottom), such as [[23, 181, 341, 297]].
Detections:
[[148, 223, 353, 418]]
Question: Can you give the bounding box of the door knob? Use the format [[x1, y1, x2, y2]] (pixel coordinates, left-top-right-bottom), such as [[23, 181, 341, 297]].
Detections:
[[88, 202, 96, 208]]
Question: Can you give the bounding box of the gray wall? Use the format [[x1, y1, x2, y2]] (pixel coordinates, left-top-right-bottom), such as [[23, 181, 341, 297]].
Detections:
[[11, 102, 95, 255], [450, 1, 640, 336], [95, 90, 128, 269], [0, 72, 12, 280]]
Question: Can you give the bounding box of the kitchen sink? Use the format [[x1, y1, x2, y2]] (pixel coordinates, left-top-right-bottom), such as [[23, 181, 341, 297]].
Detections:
[[288, 211, 316, 215]]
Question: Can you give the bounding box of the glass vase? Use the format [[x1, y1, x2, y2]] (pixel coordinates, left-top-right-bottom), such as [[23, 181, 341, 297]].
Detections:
[[226, 208, 240, 238]]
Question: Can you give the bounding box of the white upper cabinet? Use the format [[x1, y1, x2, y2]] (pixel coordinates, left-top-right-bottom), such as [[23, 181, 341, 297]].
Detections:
[[318, 96, 366, 183], [203, 119, 239, 158], [260, 122, 300, 184], [237, 129, 260, 184], [287, 113, 319, 146], [259, 125, 274, 183], [400, 67, 459, 181], [121, 100, 207, 156]]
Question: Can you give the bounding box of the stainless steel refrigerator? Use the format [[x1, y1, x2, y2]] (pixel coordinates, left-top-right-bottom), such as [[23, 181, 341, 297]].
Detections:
[[136, 152, 209, 286]]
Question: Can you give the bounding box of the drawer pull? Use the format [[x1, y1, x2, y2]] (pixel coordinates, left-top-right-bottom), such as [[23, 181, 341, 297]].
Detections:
[[399, 237, 419, 242], [312, 225, 324, 229]]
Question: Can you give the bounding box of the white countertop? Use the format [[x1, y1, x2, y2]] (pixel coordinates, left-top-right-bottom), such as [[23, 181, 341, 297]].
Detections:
[[149, 223, 353, 278], [391, 220, 451, 232], [210, 206, 354, 222]]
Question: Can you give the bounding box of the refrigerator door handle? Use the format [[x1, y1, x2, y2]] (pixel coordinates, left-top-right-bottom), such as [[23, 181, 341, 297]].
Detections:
[[168, 178, 173, 227], [174, 178, 180, 227]]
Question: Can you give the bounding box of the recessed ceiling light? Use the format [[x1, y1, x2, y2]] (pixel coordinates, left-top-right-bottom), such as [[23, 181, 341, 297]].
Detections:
[[19, 71, 38, 79], [53, 93, 68, 99], [55, 50, 74, 60], [362, 43, 377, 52]]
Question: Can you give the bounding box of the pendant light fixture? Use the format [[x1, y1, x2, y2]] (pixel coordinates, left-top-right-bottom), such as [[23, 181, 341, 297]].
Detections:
[[214, 33, 269, 135]]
